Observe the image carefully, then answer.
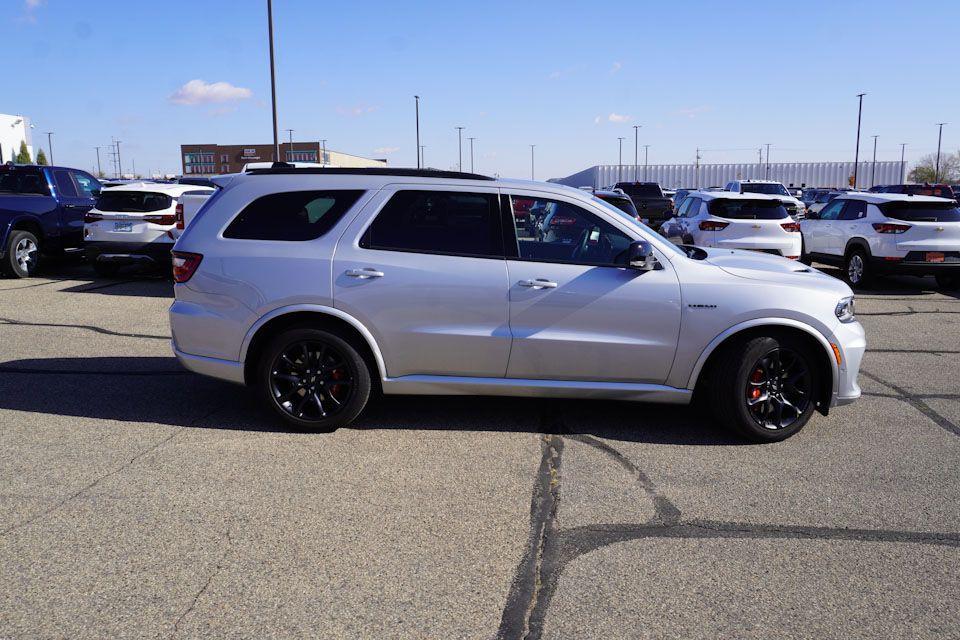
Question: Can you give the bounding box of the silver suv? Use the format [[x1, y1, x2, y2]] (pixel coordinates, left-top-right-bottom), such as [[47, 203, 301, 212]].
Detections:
[[169, 167, 865, 442]]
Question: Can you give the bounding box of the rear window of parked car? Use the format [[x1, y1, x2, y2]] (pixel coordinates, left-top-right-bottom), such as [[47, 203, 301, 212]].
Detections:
[[361, 190, 502, 258], [708, 199, 788, 219], [0, 168, 49, 196], [596, 195, 638, 218], [880, 201, 960, 222], [617, 183, 662, 198], [96, 191, 173, 212], [224, 190, 363, 241]]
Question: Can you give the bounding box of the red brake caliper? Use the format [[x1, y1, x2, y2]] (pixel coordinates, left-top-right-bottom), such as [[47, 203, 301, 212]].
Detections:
[[749, 368, 764, 400]]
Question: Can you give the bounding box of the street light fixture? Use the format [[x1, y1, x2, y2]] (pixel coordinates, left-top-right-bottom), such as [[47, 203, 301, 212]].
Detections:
[[853, 93, 865, 188]]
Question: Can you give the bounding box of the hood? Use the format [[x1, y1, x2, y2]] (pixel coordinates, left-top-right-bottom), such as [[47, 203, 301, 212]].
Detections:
[[703, 248, 853, 295]]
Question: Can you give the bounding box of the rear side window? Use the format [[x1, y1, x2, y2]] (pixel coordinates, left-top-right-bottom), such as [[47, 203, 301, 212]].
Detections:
[[708, 199, 788, 220], [839, 200, 867, 220], [224, 190, 363, 241], [0, 168, 49, 195], [880, 202, 960, 222], [361, 190, 502, 258], [96, 191, 173, 212]]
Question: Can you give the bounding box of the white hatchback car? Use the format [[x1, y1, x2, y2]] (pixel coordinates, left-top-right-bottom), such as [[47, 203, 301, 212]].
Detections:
[[169, 167, 865, 442], [84, 182, 214, 275], [660, 191, 802, 259], [800, 192, 960, 289]]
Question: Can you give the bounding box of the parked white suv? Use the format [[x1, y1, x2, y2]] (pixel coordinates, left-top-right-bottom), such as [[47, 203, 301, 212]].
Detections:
[[169, 167, 864, 442], [660, 191, 802, 259], [725, 180, 806, 218], [84, 182, 214, 275], [800, 192, 960, 289]]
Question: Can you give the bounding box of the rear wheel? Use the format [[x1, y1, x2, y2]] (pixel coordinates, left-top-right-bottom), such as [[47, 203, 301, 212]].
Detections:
[[935, 273, 960, 290], [1, 230, 40, 278], [709, 335, 818, 442], [843, 248, 872, 289], [257, 327, 371, 431]]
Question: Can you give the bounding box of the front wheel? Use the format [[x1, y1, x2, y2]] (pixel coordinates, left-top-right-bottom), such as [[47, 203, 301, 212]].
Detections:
[[709, 335, 819, 442], [257, 327, 372, 431], [1, 230, 40, 278]]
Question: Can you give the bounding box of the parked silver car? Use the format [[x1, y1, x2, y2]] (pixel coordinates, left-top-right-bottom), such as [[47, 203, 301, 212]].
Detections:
[[169, 167, 865, 442]]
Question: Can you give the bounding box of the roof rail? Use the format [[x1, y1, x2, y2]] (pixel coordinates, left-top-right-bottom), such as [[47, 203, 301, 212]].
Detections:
[[245, 166, 495, 181]]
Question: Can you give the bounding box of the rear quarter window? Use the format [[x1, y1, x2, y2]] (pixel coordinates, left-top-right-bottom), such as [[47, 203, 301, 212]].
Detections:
[[880, 202, 960, 223], [223, 190, 364, 241]]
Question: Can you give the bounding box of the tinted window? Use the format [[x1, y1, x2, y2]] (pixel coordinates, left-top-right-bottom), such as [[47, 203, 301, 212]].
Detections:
[[225, 190, 363, 241], [72, 171, 101, 197], [96, 191, 173, 212], [880, 202, 960, 222], [53, 170, 78, 198], [740, 183, 790, 196], [0, 168, 49, 195], [616, 183, 662, 198], [597, 195, 638, 218], [839, 200, 867, 220], [511, 196, 632, 266], [707, 199, 788, 219], [363, 190, 501, 257], [816, 192, 840, 203], [819, 200, 845, 220], [683, 198, 701, 217]]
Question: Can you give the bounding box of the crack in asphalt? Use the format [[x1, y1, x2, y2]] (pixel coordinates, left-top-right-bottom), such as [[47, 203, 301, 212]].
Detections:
[[170, 526, 235, 639], [0, 316, 170, 340], [0, 403, 226, 536], [859, 370, 960, 437]]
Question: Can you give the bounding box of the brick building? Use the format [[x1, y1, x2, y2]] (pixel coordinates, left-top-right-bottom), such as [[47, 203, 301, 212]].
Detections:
[[179, 142, 386, 175]]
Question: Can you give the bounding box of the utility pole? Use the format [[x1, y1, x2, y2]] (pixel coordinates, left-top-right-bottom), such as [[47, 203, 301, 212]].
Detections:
[[112, 138, 122, 178], [765, 143, 771, 178], [285, 128, 294, 161], [853, 93, 865, 188], [468, 137, 476, 173], [633, 125, 641, 181], [695, 148, 701, 188], [94, 146, 103, 177], [455, 126, 465, 172], [321, 139, 327, 165], [414, 96, 421, 169], [643, 145, 650, 181], [266, 0, 280, 163], [899, 143, 907, 183], [43, 132, 53, 164], [617, 137, 624, 182], [935, 123, 947, 182], [420, 145, 425, 168], [530, 144, 535, 181], [870, 135, 878, 187]]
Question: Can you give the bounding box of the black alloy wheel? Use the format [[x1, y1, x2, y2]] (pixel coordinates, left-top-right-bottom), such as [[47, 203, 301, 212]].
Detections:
[[744, 347, 812, 431]]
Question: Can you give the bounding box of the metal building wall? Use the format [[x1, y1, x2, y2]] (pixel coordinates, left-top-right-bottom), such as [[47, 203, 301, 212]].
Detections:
[[555, 161, 907, 190]]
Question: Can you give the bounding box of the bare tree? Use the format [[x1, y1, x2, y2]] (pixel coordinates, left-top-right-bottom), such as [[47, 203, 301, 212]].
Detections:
[[908, 151, 959, 183]]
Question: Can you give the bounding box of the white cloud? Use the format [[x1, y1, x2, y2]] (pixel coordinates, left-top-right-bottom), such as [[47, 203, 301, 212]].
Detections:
[[336, 105, 379, 117], [594, 116, 602, 125], [608, 113, 631, 123], [374, 146, 399, 154], [674, 105, 713, 118], [169, 79, 252, 105], [609, 61, 622, 74]]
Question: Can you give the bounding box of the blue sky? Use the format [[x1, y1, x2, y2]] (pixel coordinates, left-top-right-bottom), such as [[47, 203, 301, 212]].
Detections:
[[5, 0, 957, 178]]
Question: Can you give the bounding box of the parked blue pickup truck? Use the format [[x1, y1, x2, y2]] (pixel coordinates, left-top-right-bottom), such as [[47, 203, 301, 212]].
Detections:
[[0, 164, 102, 277]]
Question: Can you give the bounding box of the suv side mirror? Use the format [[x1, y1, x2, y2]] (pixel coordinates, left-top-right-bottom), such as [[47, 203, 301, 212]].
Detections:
[[626, 240, 658, 271]]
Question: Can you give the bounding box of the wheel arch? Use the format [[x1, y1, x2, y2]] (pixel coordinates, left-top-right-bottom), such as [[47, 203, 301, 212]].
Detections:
[[844, 237, 871, 258], [1, 217, 44, 254], [688, 319, 837, 416], [240, 305, 386, 387]]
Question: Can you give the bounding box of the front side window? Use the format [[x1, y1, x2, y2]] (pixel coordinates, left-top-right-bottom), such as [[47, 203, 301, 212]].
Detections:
[[53, 170, 78, 198], [511, 196, 632, 266], [71, 171, 100, 197], [225, 190, 363, 241], [708, 199, 787, 220], [362, 190, 502, 257], [819, 200, 846, 220]]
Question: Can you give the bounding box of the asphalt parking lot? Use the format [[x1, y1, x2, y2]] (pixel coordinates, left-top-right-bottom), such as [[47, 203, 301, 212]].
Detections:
[[1, 260, 958, 639]]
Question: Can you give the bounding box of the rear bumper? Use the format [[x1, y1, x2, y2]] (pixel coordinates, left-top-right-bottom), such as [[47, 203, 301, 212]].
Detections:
[[85, 241, 173, 265], [869, 258, 960, 277], [173, 342, 245, 385]]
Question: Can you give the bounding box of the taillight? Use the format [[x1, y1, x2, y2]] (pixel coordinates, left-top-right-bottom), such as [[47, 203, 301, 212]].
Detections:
[[84, 212, 103, 223], [171, 251, 203, 283], [143, 213, 177, 226], [175, 203, 185, 230], [781, 222, 801, 232], [872, 223, 911, 234], [699, 220, 729, 231]]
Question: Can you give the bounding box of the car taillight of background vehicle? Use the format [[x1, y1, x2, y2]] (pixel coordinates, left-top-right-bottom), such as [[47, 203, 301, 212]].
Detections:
[[781, 222, 801, 232], [551, 216, 577, 226], [171, 251, 203, 283], [84, 212, 103, 223], [143, 213, 177, 225], [699, 220, 730, 231], [175, 203, 185, 230], [872, 223, 911, 234]]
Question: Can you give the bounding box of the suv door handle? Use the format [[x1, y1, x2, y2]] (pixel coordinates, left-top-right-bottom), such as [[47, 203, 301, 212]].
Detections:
[[519, 278, 558, 289], [345, 268, 384, 279]]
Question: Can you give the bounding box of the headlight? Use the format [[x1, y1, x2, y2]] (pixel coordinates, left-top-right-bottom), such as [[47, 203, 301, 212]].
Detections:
[[835, 296, 856, 323]]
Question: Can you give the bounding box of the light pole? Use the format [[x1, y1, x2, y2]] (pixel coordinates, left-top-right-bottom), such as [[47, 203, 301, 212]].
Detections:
[[935, 123, 947, 182], [43, 132, 53, 163], [633, 125, 641, 181], [695, 148, 701, 188], [420, 145, 425, 168], [765, 143, 771, 178], [94, 146, 103, 177], [414, 96, 421, 169], [899, 143, 907, 183], [870, 135, 878, 187], [643, 145, 650, 181], [853, 93, 865, 188], [617, 137, 624, 182], [321, 139, 327, 165], [530, 145, 535, 181], [266, 0, 280, 163], [468, 137, 476, 173], [455, 127, 465, 172], [285, 128, 294, 162]]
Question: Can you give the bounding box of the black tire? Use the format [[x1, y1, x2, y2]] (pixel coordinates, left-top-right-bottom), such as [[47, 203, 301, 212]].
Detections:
[[843, 248, 872, 289], [1, 230, 40, 278], [799, 239, 812, 266], [257, 327, 372, 431], [709, 335, 819, 443], [91, 261, 120, 277], [935, 273, 960, 290]]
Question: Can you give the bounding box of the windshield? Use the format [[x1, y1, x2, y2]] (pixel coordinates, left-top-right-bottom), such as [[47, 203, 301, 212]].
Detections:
[[880, 201, 960, 222], [708, 199, 789, 220], [741, 183, 790, 196], [598, 195, 639, 218], [816, 192, 839, 203], [95, 191, 173, 212], [590, 195, 689, 258]]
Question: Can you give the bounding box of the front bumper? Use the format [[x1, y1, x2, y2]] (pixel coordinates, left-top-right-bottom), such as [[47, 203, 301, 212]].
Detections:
[[85, 241, 173, 265], [830, 319, 866, 409]]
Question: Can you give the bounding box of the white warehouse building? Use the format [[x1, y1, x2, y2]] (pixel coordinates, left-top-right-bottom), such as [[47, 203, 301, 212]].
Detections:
[[0, 113, 35, 164], [552, 161, 907, 191]]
